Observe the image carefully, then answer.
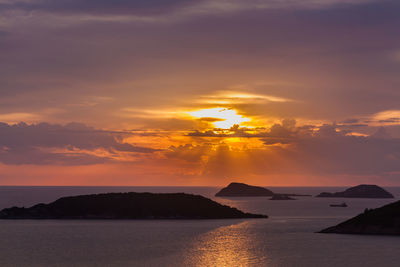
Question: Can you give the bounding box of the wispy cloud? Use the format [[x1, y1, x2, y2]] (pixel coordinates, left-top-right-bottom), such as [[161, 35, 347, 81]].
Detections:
[[0, 0, 375, 26], [340, 110, 400, 129], [196, 91, 292, 105], [0, 112, 40, 123], [372, 110, 400, 125]]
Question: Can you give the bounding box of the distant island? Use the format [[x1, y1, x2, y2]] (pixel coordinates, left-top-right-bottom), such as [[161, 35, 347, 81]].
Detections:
[[215, 182, 311, 198], [319, 200, 400, 235], [0, 192, 268, 220], [315, 184, 394, 199], [216, 182, 274, 197]]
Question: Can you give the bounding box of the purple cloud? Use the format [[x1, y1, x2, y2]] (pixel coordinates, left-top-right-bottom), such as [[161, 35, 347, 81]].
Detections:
[[0, 122, 159, 165]]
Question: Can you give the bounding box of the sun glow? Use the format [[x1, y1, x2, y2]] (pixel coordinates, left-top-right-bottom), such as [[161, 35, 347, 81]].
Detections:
[[188, 108, 250, 129]]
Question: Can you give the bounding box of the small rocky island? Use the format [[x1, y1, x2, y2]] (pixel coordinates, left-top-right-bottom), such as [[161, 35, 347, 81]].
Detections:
[[316, 184, 394, 199], [319, 200, 400, 235], [215, 182, 310, 198], [0, 192, 268, 219]]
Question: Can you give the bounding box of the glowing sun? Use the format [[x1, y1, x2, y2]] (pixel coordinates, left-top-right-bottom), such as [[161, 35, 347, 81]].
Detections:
[[188, 108, 250, 129]]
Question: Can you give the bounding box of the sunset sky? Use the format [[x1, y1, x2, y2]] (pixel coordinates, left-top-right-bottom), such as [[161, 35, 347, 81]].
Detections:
[[0, 0, 399, 186]]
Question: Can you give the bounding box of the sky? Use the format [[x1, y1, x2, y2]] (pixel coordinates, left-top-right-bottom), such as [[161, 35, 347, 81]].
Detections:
[[0, 0, 399, 186]]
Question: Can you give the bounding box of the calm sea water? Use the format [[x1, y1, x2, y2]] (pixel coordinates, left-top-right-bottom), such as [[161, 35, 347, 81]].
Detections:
[[0, 186, 399, 267]]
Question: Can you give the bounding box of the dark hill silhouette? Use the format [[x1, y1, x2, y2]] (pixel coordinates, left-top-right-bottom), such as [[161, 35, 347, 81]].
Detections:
[[0, 192, 268, 219], [316, 184, 394, 199], [215, 182, 274, 197], [319, 200, 400, 235], [215, 182, 310, 197]]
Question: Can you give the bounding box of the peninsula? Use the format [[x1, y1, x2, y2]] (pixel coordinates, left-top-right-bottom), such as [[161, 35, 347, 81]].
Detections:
[[0, 192, 268, 219], [315, 184, 394, 199], [319, 200, 400, 235]]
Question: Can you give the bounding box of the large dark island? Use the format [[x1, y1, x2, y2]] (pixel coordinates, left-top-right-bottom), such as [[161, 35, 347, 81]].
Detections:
[[215, 182, 310, 198], [0, 192, 268, 219], [319, 200, 400, 235], [216, 182, 274, 197], [316, 184, 394, 199]]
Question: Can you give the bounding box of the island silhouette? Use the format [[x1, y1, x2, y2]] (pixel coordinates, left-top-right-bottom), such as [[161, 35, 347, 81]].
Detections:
[[316, 184, 394, 198], [0, 192, 268, 219], [215, 182, 310, 198], [319, 200, 400, 235]]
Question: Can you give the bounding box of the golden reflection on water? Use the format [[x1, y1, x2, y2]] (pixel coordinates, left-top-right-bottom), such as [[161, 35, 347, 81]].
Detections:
[[184, 221, 267, 267]]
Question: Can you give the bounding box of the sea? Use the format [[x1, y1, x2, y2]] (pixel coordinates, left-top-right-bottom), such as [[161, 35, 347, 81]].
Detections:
[[0, 186, 399, 267]]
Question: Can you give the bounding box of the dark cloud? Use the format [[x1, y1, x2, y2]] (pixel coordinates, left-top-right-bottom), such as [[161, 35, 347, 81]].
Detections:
[[0, 0, 197, 15], [0, 146, 111, 165], [0, 122, 158, 165], [378, 118, 400, 123], [188, 130, 229, 137], [338, 123, 369, 127], [341, 118, 360, 124]]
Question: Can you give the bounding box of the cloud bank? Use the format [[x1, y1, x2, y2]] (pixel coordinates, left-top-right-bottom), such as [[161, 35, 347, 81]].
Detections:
[[180, 120, 400, 178], [0, 122, 158, 165]]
